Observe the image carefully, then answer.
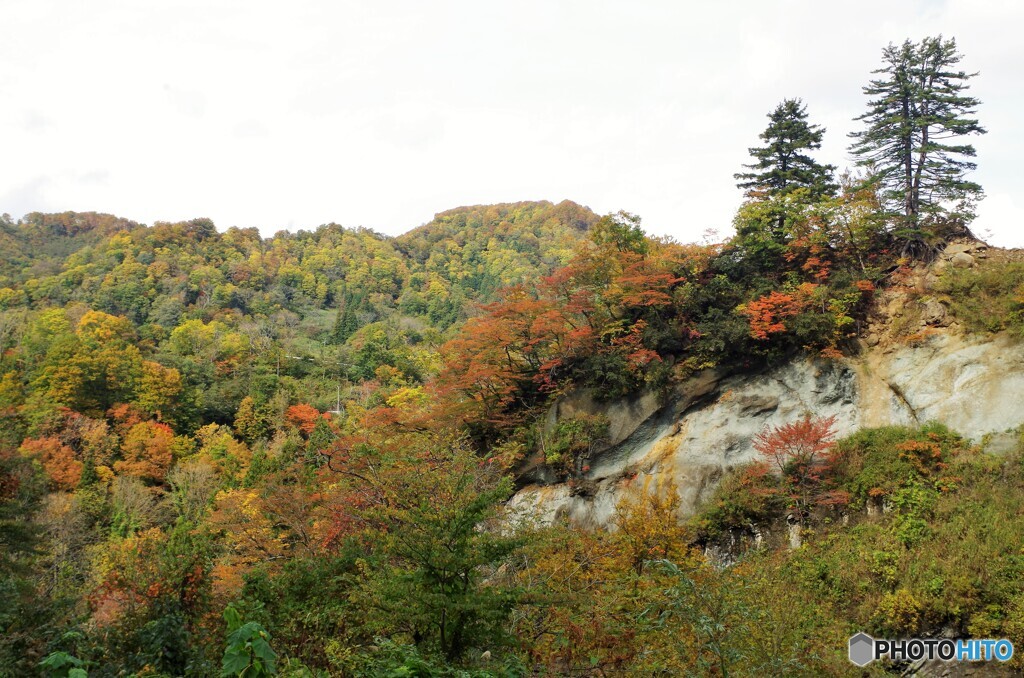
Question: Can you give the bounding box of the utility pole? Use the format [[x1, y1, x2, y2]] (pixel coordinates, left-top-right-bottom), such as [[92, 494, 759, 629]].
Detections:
[[281, 352, 353, 415]]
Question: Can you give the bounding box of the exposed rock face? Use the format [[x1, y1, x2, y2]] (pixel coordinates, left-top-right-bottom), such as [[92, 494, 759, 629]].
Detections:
[[951, 252, 974, 268], [548, 387, 664, 448], [508, 329, 1024, 528]]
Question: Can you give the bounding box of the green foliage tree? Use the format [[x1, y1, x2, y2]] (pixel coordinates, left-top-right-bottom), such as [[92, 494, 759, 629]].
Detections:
[[0, 448, 54, 672], [642, 560, 755, 676], [728, 189, 813, 269], [234, 396, 273, 444], [38, 650, 87, 678], [849, 36, 986, 251], [348, 439, 522, 663], [331, 298, 360, 344], [222, 605, 279, 677], [590, 210, 649, 255], [735, 98, 837, 201]]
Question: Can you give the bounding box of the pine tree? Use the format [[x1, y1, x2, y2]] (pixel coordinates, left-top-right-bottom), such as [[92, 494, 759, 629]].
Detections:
[[735, 98, 837, 201], [849, 36, 985, 250], [330, 291, 361, 344]]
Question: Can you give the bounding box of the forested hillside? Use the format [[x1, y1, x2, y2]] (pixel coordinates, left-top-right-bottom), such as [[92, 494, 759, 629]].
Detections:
[[4, 187, 1015, 676], [2, 35, 1022, 678], [0, 200, 595, 424]]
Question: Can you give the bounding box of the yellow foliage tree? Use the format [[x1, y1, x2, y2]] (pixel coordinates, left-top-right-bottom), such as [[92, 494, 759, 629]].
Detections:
[[613, 477, 694, 576], [135, 360, 183, 421]]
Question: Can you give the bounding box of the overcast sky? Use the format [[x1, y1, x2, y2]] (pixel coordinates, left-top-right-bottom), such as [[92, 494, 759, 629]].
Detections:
[[2, 0, 1021, 246]]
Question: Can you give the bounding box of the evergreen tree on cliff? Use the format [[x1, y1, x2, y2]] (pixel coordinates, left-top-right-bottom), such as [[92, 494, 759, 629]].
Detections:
[[849, 36, 985, 254], [735, 98, 837, 201]]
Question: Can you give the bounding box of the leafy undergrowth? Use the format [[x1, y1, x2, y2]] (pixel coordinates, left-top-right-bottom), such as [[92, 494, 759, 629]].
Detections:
[[935, 260, 1024, 337], [696, 423, 1024, 672]]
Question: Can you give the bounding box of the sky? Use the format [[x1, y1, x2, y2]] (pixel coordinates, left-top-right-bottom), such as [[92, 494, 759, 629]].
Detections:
[[2, 0, 1022, 246]]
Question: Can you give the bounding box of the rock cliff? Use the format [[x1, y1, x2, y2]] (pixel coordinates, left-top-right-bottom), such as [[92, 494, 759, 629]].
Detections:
[[509, 241, 1024, 528]]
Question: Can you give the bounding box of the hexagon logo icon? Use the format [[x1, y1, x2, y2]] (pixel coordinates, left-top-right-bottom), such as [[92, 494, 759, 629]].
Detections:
[[848, 632, 874, 666]]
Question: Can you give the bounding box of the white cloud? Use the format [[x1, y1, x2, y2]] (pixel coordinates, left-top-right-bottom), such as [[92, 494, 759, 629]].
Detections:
[[1, 0, 1019, 245], [974, 192, 1024, 248]]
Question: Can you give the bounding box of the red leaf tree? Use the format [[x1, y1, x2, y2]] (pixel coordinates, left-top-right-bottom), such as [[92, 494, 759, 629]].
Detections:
[[752, 414, 847, 523], [285, 404, 326, 437], [742, 290, 806, 340]]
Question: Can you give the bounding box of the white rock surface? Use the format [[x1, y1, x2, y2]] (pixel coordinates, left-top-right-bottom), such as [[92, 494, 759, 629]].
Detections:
[[509, 330, 1024, 528]]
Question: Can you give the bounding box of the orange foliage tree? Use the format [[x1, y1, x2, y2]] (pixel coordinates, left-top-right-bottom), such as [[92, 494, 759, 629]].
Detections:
[[434, 287, 558, 436], [742, 289, 809, 340], [285, 403, 326, 437], [114, 421, 175, 484], [20, 436, 82, 491], [433, 235, 711, 444]]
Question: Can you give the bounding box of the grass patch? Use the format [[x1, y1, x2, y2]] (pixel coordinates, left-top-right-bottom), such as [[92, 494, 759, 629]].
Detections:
[[935, 260, 1024, 336]]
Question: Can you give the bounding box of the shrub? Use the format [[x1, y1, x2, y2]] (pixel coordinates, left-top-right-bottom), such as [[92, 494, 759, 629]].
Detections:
[[935, 261, 1024, 336]]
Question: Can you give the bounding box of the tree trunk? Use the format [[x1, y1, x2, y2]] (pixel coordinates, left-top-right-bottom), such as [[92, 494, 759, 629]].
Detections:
[[902, 92, 914, 225], [912, 122, 928, 221], [912, 69, 933, 223]]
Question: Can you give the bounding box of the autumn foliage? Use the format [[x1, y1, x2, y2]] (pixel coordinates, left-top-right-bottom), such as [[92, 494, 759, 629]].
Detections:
[[434, 234, 710, 441], [20, 436, 82, 491], [743, 290, 807, 340], [114, 421, 175, 484], [285, 404, 327, 436], [751, 414, 849, 519], [0, 192, 922, 673]]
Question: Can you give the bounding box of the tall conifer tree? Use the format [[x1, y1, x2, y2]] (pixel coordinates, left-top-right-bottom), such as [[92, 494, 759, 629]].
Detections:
[[849, 36, 985, 250], [735, 98, 837, 201]]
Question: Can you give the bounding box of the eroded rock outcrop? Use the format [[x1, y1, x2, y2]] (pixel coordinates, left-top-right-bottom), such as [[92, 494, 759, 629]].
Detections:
[[509, 328, 1024, 528]]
